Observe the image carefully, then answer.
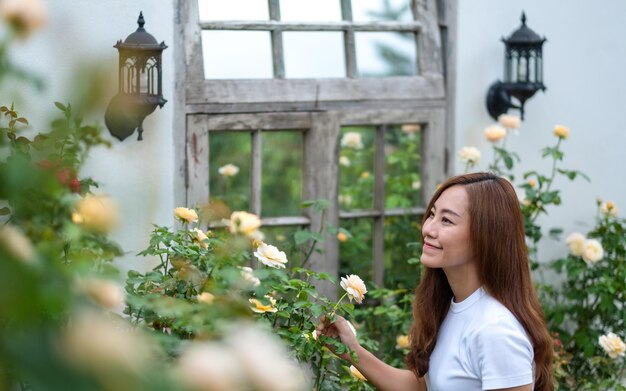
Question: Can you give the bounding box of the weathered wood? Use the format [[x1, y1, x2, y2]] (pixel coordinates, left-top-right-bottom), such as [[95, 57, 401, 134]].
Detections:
[[339, 207, 425, 219], [268, 0, 285, 79], [186, 75, 445, 104], [186, 114, 210, 208], [250, 130, 262, 215], [412, 0, 444, 76], [174, 0, 189, 208], [420, 108, 447, 202], [340, 0, 358, 78], [443, 0, 457, 178], [373, 125, 386, 286], [199, 20, 422, 32], [303, 112, 340, 300], [207, 215, 310, 229], [204, 112, 313, 130], [184, 0, 205, 82]]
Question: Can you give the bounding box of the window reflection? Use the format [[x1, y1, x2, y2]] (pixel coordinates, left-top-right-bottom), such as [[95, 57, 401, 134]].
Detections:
[[280, 0, 341, 21], [198, 0, 269, 20], [355, 32, 416, 77], [202, 31, 273, 79], [283, 32, 346, 78]]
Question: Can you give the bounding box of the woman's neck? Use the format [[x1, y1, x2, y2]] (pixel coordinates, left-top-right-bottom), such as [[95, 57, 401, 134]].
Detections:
[[443, 263, 481, 302]]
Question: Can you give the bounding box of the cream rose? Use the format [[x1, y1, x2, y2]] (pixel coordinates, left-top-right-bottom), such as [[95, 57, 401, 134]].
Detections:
[[497, 114, 521, 129], [240, 266, 261, 288], [600, 201, 619, 217], [228, 211, 262, 237], [339, 156, 351, 167], [349, 365, 367, 381], [175, 207, 198, 224], [218, 163, 240, 177], [582, 239, 603, 265], [254, 242, 288, 269], [484, 125, 507, 143], [411, 181, 421, 190], [73, 194, 119, 233], [77, 278, 125, 310], [458, 146, 481, 165], [338, 194, 352, 206], [553, 124, 570, 139], [249, 295, 277, 313], [341, 132, 364, 150], [197, 292, 215, 304], [360, 171, 370, 180], [401, 124, 421, 135], [176, 342, 246, 391], [190, 228, 209, 249], [340, 274, 367, 304], [0, 224, 35, 263], [599, 332, 626, 359], [0, 0, 47, 38], [396, 335, 410, 350], [565, 232, 585, 257]]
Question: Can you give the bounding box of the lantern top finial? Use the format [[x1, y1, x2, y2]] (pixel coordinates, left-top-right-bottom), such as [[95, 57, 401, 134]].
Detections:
[[137, 12, 145, 30], [504, 11, 545, 45], [117, 11, 161, 47]]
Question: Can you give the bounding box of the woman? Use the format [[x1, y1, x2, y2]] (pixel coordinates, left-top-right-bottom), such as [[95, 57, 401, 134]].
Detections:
[[317, 172, 554, 390]]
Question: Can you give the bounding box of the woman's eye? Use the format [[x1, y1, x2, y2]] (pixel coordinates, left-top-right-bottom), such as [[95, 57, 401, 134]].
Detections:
[[442, 217, 452, 224]]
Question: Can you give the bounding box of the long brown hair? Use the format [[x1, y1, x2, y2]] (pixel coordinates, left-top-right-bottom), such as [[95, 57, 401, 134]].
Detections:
[[406, 172, 553, 390]]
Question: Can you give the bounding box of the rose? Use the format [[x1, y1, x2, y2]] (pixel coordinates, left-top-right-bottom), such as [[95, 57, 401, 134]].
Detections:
[[197, 292, 215, 304], [338, 194, 352, 206], [582, 239, 603, 265], [396, 335, 410, 350], [176, 342, 246, 391], [401, 124, 421, 135], [218, 163, 240, 177], [360, 171, 370, 180], [349, 365, 367, 381], [340, 274, 367, 304], [565, 232, 585, 257], [458, 146, 481, 166], [174, 207, 198, 224], [0, 0, 47, 38], [599, 332, 626, 359], [76, 278, 125, 310], [340, 132, 364, 150], [249, 295, 277, 313], [411, 181, 421, 190], [72, 194, 118, 233], [0, 224, 34, 263], [553, 124, 570, 139], [600, 201, 619, 217], [253, 242, 288, 269], [497, 114, 521, 129], [484, 125, 507, 142], [228, 211, 261, 237], [339, 156, 351, 167], [191, 228, 209, 249], [528, 178, 537, 188], [337, 232, 348, 242], [240, 266, 260, 288]]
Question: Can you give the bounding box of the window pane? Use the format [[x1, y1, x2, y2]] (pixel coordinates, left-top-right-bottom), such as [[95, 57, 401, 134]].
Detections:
[[209, 132, 250, 213], [384, 124, 422, 208], [198, 0, 269, 20], [355, 32, 416, 77], [283, 32, 345, 78], [202, 31, 273, 79], [383, 215, 422, 289], [260, 226, 303, 267], [280, 0, 341, 21], [339, 126, 375, 211], [339, 219, 374, 287], [261, 131, 303, 217], [352, 0, 413, 22]]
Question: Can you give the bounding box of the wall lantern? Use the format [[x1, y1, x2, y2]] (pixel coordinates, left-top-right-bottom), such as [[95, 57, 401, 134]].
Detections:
[[486, 12, 546, 120], [105, 12, 167, 141]]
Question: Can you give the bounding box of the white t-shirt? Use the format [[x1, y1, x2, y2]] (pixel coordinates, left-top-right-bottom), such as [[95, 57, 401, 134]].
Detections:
[[426, 287, 534, 391]]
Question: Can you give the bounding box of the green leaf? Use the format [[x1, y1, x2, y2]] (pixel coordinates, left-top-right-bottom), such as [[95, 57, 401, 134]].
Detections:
[[54, 102, 67, 112]]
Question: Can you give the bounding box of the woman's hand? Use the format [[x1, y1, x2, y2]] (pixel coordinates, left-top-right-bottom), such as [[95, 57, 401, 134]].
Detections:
[[316, 315, 360, 361]]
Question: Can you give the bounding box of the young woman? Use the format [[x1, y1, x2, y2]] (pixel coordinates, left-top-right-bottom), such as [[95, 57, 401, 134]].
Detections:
[[317, 172, 554, 390]]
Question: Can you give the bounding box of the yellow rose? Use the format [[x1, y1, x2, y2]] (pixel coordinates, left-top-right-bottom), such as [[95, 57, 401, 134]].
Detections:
[[0, 0, 47, 38], [582, 239, 603, 265], [599, 332, 626, 359], [73, 194, 118, 233], [337, 232, 348, 242], [349, 365, 367, 381], [484, 125, 507, 143], [197, 292, 215, 304], [340, 132, 364, 150], [253, 242, 288, 269], [565, 233, 585, 257], [175, 207, 198, 224], [228, 211, 261, 237], [191, 228, 209, 249], [218, 163, 239, 177], [249, 295, 277, 313], [396, 335, 410, 350], [600, 201, 619, 217], [528, 179, 537, 188], [360, 171, 370, 180], [553, 124, 570, 139], [0, 224, 34, 263], [340, 274, 367, 304], [497, 114, 521, 129]]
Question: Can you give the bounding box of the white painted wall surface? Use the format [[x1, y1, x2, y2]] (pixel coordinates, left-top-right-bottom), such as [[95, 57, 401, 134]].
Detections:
[[9, 1, 176, 276], [454, 0, 626, 262]]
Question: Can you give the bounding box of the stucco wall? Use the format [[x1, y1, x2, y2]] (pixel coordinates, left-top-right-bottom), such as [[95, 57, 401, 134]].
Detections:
[[10, 1, 176, 275], [454, 0, 626, 262]]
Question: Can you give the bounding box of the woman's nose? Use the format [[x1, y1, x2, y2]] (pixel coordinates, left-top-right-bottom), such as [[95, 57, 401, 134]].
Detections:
[[422, 219, 437, 238]]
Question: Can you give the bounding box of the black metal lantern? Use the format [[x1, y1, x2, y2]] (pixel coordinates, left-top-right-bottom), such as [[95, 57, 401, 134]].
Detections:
[[486, 12, 546, 120], [105, 12, 167, 141]]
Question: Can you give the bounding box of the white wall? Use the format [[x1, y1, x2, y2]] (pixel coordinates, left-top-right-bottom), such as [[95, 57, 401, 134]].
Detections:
[[454, 0, 626, 262], [10, 1, 176, 276]]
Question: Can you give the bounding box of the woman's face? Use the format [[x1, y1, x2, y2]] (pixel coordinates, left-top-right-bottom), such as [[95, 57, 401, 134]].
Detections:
[[420, 185, 473, 270]]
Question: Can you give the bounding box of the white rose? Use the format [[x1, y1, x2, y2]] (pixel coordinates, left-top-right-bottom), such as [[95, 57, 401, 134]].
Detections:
[[218, 163, 240, 177], [254, 242, 288, 269], [338, 194, 352, 206], [600, 201, 618, 217], [565, 232, 585, 257], [497, 114, 521, 129], [0, 224, 34, 263], [599, 332, 626, 359], [340, 132, 364, 150], [340, 274, 367, 304], [484, 125, 507, 143], [458, 146, 481, 165], [582, 239, 603, 265], [240, 266, 261, 288], [411, 181, 421, 190], [191, 228, 209, 249], [229, 211, 262, 237], [176, 342, 247, 391], [339, 156, 351, 167]]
